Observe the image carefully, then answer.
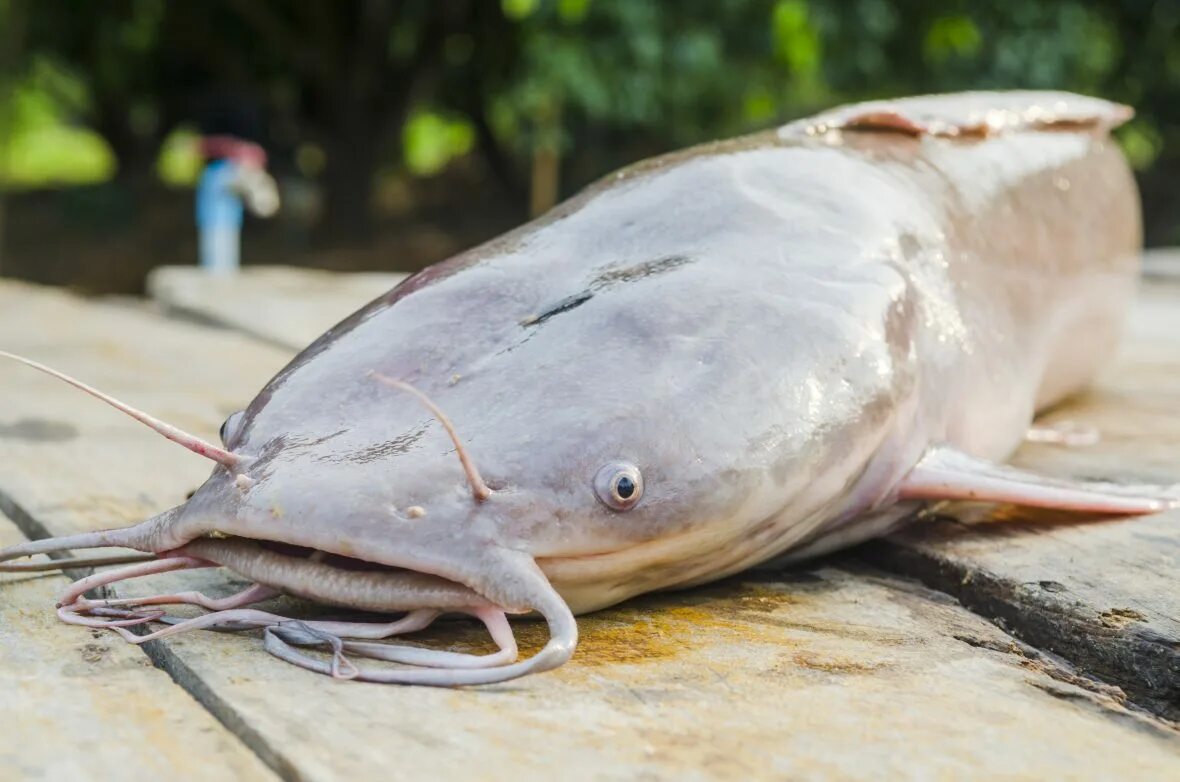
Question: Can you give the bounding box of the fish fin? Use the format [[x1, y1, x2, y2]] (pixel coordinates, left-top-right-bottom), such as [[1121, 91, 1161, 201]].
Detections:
[[781, 91, 1132, 140], [898, 446, 1178, 515]]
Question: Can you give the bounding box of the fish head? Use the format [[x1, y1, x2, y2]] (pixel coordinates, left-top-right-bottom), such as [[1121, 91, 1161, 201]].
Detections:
[[183, 218, 913, 614]]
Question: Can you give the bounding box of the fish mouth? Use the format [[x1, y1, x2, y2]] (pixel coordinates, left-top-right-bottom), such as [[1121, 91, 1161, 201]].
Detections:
[[1, 524, 578, 686], [187, 537, 496, 613]]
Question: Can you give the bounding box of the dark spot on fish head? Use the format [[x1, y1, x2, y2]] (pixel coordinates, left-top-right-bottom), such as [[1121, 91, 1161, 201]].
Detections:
[[327, 426, 428, 464], [590, 254, 693, 289], [517, 256, 694, 330], [0, 418, 79, 442], [520, 291, 594, 328]]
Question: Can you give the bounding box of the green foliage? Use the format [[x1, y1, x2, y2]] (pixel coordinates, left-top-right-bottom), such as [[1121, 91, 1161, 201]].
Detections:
[[155, 125, 201, 188], [472, 0, 1179, 221], [1, 122, 113, 188], [0, 58, 114, 188], [487, 0, 806, 155], [4, 0, 1180, 239], [772, 1, 822, 80], [402, 110, 476, 176], [501, 0, 540, 21], [1117, 120, 1163, 172], [482, 0, 1177, 156], [923, 16, 982, 64]]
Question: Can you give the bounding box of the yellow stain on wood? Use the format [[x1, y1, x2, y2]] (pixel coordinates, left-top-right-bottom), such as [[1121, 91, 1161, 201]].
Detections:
[[786, 650, 889, 675], [349, 581, 811, 666], [414, 581, 845, 668]]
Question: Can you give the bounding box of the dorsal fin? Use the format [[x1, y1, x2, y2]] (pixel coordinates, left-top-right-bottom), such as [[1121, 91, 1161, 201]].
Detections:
[[780, 91, 1133, 140]]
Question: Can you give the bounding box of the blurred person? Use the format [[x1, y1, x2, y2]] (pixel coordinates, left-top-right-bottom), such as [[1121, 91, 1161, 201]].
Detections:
[[196, 136, 280, 274]]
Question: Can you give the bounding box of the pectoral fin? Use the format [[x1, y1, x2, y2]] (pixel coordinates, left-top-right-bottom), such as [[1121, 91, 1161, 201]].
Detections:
[[898, 447, 1178, 515]]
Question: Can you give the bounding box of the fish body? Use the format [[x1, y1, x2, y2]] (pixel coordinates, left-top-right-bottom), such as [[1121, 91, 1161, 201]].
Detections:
[[0, 92, 1159, 684], [213, 92, 1139, 612]]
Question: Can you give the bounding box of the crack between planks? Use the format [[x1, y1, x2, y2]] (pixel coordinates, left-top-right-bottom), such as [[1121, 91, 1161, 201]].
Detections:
[[859, 537, 1180, 727], [948, 630, 1180, 738], [0, 488, 57, 544], [136, 638, 306, 782], [0, 486, 303, 782]]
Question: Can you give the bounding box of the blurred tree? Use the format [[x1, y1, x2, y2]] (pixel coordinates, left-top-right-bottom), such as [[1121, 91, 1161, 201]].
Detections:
[[16, 1, 487, 240], [3, 0, 1180, 263], [475, 0, 805, 214], [0, 0, 28, 271], [180, 0, 479, 240], [469, 0, 1180, 239], [24, 0, 170, 187]]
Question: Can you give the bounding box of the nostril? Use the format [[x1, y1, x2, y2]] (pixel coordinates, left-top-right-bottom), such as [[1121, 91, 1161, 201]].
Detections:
[[483, 478, 507, 492]]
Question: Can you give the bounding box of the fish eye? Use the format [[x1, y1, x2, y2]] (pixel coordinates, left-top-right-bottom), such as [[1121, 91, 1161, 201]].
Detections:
[[219, 410, 245, 445], [594, 462, 644, 511]]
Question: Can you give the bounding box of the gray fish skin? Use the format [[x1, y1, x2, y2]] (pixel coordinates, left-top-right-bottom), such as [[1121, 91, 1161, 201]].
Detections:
[[157, 92, 1138, 615]]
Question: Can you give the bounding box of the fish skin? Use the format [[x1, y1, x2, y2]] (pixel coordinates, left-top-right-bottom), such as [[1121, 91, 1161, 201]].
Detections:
[[120, 92, 1144, 615]]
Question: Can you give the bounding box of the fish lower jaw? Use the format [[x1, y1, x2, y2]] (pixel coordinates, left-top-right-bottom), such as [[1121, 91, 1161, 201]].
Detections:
[[539, 524, 815, 615], [536, 517, 816, 615]]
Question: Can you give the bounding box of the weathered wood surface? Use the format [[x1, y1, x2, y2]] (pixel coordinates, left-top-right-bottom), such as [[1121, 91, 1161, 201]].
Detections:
[[1141, 247, 1180, 280], [2, 276, 1179, 780], [110, 562, 1180, 781], [0, 511, 276, 781], [146, 264, 1180, 725], [0, 279, 293, 540], [147, 265, 404, 350], [868, 280, 1180, 719]]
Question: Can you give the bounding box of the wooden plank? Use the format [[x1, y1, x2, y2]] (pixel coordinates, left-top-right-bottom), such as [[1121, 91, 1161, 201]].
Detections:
[[4, 280, 1179, 778], [0, 512, 276, 781], [147, 265, 404, 350], [869, 280, 1180, 720]]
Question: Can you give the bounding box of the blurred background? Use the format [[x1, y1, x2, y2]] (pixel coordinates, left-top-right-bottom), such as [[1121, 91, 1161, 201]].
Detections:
[[0, 0, 1177, 293]]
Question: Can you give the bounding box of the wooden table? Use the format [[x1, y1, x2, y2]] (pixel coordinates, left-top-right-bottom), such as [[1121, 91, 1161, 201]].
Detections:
[[0, 266, 1177, 781]]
